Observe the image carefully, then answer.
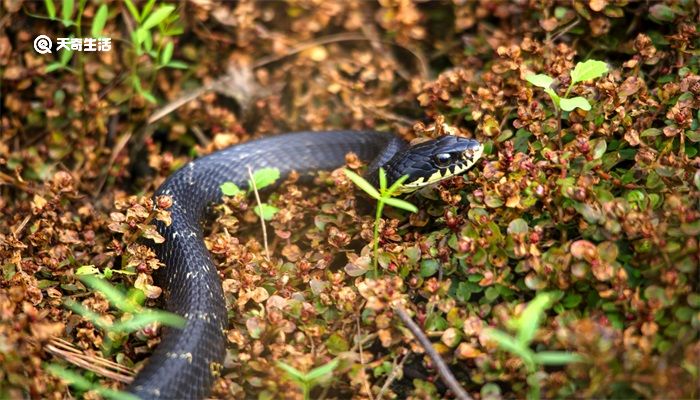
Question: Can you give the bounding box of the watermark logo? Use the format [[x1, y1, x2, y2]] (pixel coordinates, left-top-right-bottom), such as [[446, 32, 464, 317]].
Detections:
[[34, 35, 53, 54], [34, 36, 112, 54]]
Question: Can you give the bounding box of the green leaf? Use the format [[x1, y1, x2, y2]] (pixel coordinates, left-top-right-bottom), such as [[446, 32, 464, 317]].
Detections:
[[123, 0, 141, 22], [80, 275, 135, 313], [649, 4, 676, 22], [110, 269, 136, 276], [140, 90, 157, 104], [685, 130, 700, 143], [305, 358, 339, 382], [385, 173, 411, 197], [160, 41, 174, 65], [674, 306, 694, 322], [110, 311, 185, 332], [513, 129, 532, 153], [64, 300, 109, 329], [688, 293, 700, 308], [507, 218, 528, 235], [75, 265, 101, 276], [484, 328, 535, 371], [382, 197, 418, 213], [543, 88, 561, 107], [554, 6, 568, 19], [45, 365, 92, 392], [591, 138, 607, 159], [59, 48, 73, 65], [641, 128, 661, 137], [570, 60, 608, 84], [61, 0, 74, 24], [496, 130, 513, 142], [45, 364, 140, 400], [45, 0, 56, 19], [250, 167, 280, 190], [276, 361, 306, 383], [91, 4, 109, 38], [559, 96, 591, 111], [378, 167, 387, 191], [525, 74, 555, 89], [45, 62, 64, 73], [325, 333, 349, 355], [420, 259, 439, 277], [143, 29, 153, 52], [515, 293, 553, 345], [141, 5, 175, 31], [164, 60, 188, 70], [140, 0, 156, 21], [254, 204, 279, 221], [561, 293, 582, 308], [133, 28, 148, 46], [532, 351, 583, 365], [344, 169, 380, 199], [220, 182, 242, 196]]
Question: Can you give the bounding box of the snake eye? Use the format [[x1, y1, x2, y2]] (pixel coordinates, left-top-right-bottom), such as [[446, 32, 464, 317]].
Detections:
[[434, 153, 452, 167]]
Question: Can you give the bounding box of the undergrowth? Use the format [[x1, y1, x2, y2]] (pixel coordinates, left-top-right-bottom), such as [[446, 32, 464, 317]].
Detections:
[[1, 1, 698, 399]]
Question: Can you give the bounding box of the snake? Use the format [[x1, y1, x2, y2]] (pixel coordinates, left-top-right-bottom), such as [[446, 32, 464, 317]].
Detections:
[[128, 130, 483, 399]]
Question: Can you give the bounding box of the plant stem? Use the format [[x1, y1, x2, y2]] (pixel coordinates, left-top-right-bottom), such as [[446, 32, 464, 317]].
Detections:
[[564, 83, 573, 99], [527, 374, 540, 400], [556, 107, 563, 149], [372, 200, 385, 276], [247, 166, 270, 260]]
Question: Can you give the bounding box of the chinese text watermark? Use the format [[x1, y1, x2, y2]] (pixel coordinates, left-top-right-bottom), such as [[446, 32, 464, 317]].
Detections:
[[34, 35, 112, 54]]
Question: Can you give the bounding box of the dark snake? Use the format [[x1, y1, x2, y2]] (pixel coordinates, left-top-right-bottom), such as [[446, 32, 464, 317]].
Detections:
[[128, 130, 483, 399]]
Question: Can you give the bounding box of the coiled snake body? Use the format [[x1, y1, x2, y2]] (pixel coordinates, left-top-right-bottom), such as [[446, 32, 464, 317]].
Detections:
[[128, 131, 483, 399]]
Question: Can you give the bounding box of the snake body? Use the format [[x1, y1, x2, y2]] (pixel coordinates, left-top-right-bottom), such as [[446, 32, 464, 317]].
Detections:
[[128, 131, 482, 399]]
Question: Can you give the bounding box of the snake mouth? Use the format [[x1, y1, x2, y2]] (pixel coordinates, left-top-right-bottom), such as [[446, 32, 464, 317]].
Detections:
[[461, 143, 484, 168], [389, 136, 484, 193]]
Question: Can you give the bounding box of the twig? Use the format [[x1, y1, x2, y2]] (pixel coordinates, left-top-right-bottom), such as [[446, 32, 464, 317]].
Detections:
[[357, 315, 375, 400], [252, 32, 423, 71], [147, 32, 430, 125], [394, 306, 472, 400], [359, 8, 413, 81], [550, 17, 581, 43], [12, 215, 31, 237], [247, 166, 270, 260], [0, 171, 41, 195], [92, 131, 132, 197], [147, 86, 208, 124], [376, 353, 408, 400], [361, 105, 417, 127], [191, 125, 211, 147]]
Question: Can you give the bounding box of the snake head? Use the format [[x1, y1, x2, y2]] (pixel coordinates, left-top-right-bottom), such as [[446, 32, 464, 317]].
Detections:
[[386, 135, 483, 193]]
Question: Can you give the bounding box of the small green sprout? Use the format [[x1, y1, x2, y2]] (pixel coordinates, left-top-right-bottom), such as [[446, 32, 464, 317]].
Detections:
[[344, 168, 418, 275], [45, 364, 138, 400], [65, 275, 185, 336], [122, 0, 187, 103], [526, 59, 609, 144], [220, 167, 281, 221], [484, 293, 583, 400], [276, 358, 339, 400], [37, 0, 186, 103], [526, 59, 609, 112], [54, 276, 185, 398]]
